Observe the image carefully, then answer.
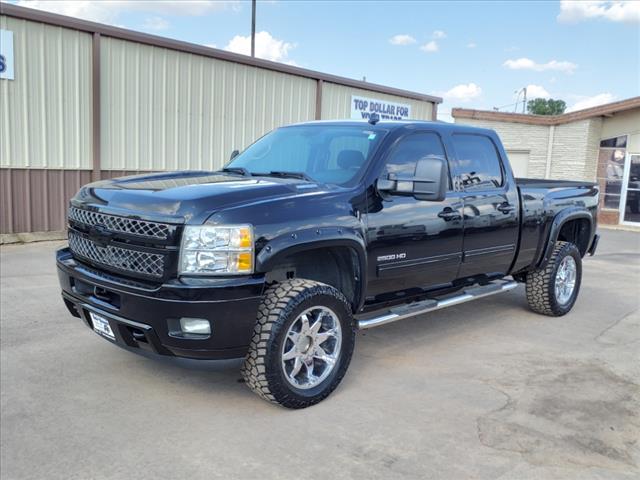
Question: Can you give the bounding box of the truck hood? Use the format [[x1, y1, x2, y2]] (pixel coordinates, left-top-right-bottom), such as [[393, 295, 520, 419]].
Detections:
[[71, 171, 327, 224]]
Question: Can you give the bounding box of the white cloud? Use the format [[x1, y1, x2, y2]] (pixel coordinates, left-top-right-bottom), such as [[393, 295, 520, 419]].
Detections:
[[567, 93, 617, 112], [466, 42, 477, 48], [440, 83, 482, 102], [420, 30, 446, 52], [224, 31, 296, 64], [389, 34, 417, 46], [15, 1, 238, 25], [141, 16, 170, 31], [525, 84, 551, 99], [420, 40, 439, 53], [558, 0, 640, 23], [503, 57, 578, 74]]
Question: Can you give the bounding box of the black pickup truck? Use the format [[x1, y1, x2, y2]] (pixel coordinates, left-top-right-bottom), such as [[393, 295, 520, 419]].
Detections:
[[57, 120, 599, 408]]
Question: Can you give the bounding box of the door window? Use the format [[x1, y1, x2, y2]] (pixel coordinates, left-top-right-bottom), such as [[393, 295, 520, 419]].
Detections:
[[383, 132, 448, 180], [452, 134, 504, 190]]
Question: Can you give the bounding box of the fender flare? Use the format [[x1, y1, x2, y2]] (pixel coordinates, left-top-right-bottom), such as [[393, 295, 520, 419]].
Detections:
[[537, 208, 594, 268], [256, 227, 368, 311]]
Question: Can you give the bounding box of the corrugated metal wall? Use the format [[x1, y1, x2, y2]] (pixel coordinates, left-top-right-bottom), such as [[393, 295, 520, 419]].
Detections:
[[1, 11, 438, 235], [101, 37, 317, 171], [0, 169, 92, 233], [0, 15, 92, 169], [321, 82, 433, 121]]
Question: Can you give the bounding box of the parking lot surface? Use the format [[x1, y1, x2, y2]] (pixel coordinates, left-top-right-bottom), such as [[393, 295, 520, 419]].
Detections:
[[1, 229, 639, 480]]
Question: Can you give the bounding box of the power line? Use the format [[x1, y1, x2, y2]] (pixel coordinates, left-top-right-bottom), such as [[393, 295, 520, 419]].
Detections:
[[492, 101, 520, 111]]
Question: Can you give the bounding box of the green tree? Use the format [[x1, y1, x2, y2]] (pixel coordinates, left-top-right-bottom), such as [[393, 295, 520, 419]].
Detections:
[[527, 98, 567, 115]]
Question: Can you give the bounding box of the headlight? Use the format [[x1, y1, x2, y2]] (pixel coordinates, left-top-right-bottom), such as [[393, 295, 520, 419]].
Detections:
[[179, 225, 254, 275]]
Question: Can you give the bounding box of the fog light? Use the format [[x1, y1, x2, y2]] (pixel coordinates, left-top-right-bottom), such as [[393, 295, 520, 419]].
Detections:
[[179, 318, 211, 335]]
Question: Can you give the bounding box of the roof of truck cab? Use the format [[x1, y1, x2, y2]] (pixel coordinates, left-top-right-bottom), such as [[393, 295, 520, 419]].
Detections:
[[283, 119, 498, 136]]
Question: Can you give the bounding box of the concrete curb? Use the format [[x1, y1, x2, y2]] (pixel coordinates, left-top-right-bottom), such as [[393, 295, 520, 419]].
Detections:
[[0, 231, 67, 245], [599, 224, 640, 233]]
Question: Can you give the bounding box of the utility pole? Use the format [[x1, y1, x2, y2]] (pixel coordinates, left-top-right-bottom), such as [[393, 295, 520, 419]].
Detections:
[[251, 0, 256, 57], [514, 87, 528, 113]]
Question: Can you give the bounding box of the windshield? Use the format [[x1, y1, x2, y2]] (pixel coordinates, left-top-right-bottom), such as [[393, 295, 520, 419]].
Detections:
[[226, 125, 386, 186]]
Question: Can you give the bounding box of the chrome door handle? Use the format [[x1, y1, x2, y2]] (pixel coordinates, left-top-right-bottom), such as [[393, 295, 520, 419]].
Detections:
[[497, 203, 515, 214], [438, 209, 461, 221]]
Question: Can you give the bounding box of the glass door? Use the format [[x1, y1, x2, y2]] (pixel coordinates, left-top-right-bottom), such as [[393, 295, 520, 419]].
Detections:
[[620, 153, 640, 224]]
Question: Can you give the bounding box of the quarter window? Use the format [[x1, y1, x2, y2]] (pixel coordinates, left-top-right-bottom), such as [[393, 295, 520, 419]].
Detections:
[[452, 134, 504, 189]]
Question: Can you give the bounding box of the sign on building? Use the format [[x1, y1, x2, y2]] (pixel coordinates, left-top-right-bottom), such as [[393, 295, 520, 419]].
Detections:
[[351, 95, 411, 121], [0, 30, 15, 80]]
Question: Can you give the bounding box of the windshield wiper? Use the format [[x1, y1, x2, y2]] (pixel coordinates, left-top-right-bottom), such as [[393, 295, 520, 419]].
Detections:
[[252, 171, 314, 181], [220, 167, 250, 177]]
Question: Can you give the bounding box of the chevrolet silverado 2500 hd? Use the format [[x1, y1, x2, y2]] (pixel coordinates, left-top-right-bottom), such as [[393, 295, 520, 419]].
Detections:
[[57, 119, 599, 408]]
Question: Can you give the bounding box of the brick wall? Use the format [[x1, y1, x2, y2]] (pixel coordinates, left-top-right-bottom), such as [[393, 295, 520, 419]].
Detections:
[[550, 118, 601, 181], [584, 118, 604, 180]]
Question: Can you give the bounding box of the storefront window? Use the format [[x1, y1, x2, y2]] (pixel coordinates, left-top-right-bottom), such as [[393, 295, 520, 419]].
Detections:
[[598, 136, 627, 211], [622, 154, 640, 224], [600, 136, 628, 148], [600, 148, 626, 208]]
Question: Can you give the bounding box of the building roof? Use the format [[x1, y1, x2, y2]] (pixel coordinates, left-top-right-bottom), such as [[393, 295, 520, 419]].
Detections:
[[0, 3, 442, 105], [452, 96, 640, 126]]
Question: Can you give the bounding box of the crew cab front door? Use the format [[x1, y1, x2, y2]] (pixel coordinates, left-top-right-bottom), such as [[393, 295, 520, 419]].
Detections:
[[365, 131, 463, 297], [449, 133, 519, 278]]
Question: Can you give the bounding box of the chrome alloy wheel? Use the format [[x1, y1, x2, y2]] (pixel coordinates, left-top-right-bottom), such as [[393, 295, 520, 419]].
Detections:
[[555, 256, 577, 305], [281, 306, 342, 390]]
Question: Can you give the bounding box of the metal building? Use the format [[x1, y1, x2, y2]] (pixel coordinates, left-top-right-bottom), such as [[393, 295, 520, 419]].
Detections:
[[0, 4, 442, 237]]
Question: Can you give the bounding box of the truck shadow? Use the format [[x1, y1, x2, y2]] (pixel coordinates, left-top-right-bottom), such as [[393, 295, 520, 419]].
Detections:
[[115, 287, 533, 406]]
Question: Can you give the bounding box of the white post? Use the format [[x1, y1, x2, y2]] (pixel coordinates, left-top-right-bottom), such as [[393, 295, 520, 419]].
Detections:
[[545, 125, 555, 179]]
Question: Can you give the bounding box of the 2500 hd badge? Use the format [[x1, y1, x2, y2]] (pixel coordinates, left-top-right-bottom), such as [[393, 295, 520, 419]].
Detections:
[[377, 253, 407, 262], [57, 118, 599, 408]]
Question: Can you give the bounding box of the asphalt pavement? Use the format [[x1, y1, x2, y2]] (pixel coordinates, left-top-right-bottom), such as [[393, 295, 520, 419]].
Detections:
[[1, 229, 638, 479]]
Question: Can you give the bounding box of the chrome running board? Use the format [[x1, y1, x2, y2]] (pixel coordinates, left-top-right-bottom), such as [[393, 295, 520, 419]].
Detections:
[[356, 280, 519, 330]]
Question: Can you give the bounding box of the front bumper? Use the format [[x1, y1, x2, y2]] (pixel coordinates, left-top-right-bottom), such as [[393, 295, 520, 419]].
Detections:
[[57, 247, 265, 360]]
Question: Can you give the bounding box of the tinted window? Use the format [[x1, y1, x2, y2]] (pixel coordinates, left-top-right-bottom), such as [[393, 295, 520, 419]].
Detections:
[[452, 134, 504, 189], [228, 126, 385, 186], [600, 136, 627, 148], [384, 132, 447, 179]]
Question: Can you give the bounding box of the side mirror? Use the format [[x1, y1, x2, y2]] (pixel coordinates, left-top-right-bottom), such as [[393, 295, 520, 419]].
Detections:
[[229, 149, 240, 161], [378, 156, 448, 202]]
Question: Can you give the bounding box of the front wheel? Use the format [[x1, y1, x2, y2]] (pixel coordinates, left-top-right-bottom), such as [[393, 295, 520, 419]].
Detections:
[[525, 241, 582, 316], [241, 279, 355, 409]]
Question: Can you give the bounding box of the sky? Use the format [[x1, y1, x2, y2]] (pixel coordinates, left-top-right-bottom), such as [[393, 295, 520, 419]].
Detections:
[[6, 0, 640, 121]]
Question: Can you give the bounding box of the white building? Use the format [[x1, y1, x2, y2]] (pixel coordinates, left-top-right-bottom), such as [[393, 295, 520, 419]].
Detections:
[[453, 98, 640, 227]]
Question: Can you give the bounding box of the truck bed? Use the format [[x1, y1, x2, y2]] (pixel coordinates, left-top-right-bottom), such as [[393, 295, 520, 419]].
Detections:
[[512, 178, 599, 274]]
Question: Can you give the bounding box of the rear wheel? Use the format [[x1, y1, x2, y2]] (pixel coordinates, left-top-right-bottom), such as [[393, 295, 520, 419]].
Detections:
[[525, 241, 582, 316], [241, 279, 355, 409]]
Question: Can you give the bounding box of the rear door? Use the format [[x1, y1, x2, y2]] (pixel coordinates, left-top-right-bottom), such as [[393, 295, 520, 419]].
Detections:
[[450, 133, 520, 278], [365, 131, 464, 297]]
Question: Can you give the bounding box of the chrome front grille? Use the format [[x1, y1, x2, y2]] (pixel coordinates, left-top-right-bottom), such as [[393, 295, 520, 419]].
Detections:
[[68, 232, 165, 279], [68, 207, 170, 240]]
